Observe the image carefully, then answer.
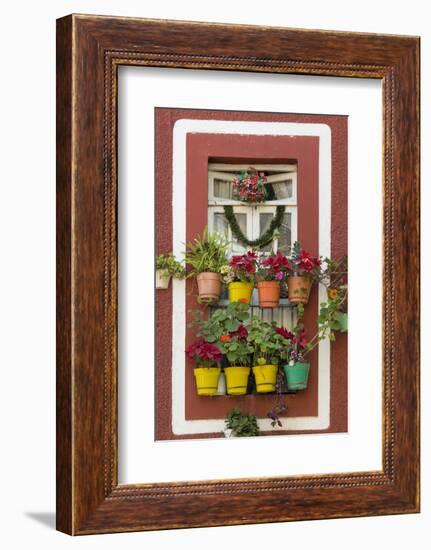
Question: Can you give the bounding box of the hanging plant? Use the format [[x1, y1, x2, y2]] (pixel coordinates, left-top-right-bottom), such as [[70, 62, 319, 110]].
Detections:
[[232, 169, 268, 203], [223, 205, 285, 249]]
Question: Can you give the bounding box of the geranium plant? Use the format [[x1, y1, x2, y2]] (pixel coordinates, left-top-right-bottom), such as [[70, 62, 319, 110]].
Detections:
[[232, 169, 268, 203], [248, 317, 285, 365], [190, 302, 250, 343]]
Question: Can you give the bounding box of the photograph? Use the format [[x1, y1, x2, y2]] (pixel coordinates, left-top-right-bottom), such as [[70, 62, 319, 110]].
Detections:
[[154, 108, 348, 440]]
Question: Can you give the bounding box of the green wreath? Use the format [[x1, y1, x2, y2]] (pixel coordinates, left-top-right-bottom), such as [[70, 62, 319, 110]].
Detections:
[[223, 205, 286, 249]]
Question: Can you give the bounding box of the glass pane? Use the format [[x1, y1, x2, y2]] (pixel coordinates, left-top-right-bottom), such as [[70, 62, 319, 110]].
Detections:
[[259, 213, 275, 253], [213, 178, 233, 199], [277, 213, 292, 255], [272, 179, 293, 200], [231, 213, 247, 255], [213, 212, 229, 236]]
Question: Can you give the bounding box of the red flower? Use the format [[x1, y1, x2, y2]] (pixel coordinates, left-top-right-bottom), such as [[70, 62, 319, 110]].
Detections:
[[185, 338, 222, 364], [292, 328, 308, 349], [296, 250, 321, 273], [230, 324, 248, 340], [275, 326, 294, 340], [220, 334, 232, 342], [262, 251, 291, 275], [229, 251, 258, 276]]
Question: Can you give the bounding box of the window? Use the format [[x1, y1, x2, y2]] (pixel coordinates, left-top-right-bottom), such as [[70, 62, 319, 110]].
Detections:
[[207, 163, 298, 326], [208, 163, 298, 256]]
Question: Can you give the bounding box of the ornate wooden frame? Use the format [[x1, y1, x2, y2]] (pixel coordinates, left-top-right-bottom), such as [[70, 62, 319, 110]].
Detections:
[[56, 14, 420, 535]]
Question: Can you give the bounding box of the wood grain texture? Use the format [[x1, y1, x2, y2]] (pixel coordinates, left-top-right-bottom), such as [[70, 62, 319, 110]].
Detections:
[[56, 14, 420, 535]]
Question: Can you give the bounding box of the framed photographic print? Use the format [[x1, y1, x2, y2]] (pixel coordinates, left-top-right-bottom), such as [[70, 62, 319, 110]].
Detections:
[[56, 14, 420, 534]]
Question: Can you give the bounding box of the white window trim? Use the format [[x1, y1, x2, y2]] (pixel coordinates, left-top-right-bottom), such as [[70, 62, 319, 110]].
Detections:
[[172, 119, 332, 435]]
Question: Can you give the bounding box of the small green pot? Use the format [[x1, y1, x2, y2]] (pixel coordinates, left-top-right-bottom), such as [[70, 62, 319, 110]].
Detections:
[[283, 362, 310, 390], [335, 312, 348, 332]]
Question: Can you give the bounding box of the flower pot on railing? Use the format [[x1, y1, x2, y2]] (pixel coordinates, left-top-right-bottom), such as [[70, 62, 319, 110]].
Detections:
[[224, 366, 251, 395], [196, 272, 222, 304], [287, 276, 312, 304], [193, 367, 221, 396], [335, 312, 348, 332], [252, 364, 278, 393], [283, 362, 310, 390], [228, 282, 254, 304], [257, 281, 280, 308], [155, 270, 171, 289]]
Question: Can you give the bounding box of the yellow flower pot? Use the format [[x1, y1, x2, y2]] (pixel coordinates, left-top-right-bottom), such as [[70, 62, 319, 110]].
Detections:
[[193, 367, 221, 396], [228, 282, 254, 303], [253, 364, 278, 393], [224, 366, 251, 395]]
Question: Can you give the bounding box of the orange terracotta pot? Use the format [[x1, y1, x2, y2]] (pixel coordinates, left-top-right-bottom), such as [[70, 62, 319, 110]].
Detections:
[[257, 281, 280, 308], [196, 272, 222, 304], [287, 276, 312, 304]]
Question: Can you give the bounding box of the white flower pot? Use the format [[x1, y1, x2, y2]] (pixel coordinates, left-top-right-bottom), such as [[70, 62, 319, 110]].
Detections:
[[155, 270, 171, 289], [223, 428, 234, 438], [216, 372, 227, 395]]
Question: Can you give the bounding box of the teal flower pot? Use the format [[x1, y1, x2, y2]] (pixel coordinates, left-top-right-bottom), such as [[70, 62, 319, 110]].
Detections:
[[335, 312, 348, 332], [283, 362, 310, 390]]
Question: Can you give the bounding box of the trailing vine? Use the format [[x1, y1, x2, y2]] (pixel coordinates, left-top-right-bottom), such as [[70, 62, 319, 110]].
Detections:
[[223, 205, 286, 249]]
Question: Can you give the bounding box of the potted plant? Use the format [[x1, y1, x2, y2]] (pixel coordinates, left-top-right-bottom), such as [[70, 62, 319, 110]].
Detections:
[[224, 408, 260, 437], [248, 317, 284, 393], [256, 251, 290, 308], [185, 338, 223, 396], [219, 335, 254, 396], [278, 294, 346, 391], [185, 228, 228, 304], [223, 250, 258, 304], [190, 302, 250, 342], [190, 302, 251, 395], [287, 241, 321, 304], [155, 253, 185, 289], [276, 320, 311, 391]]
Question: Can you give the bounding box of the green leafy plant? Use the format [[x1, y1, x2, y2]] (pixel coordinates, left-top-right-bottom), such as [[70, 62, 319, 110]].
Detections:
[[225, 408, 260, 437], [185, 228, 229, 275], [247, 317, 285, 365], [219, 337, 253, 367], [155, 253, 186, 279], [190, 302, 250, 342], [190, 302, 252, 366]]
